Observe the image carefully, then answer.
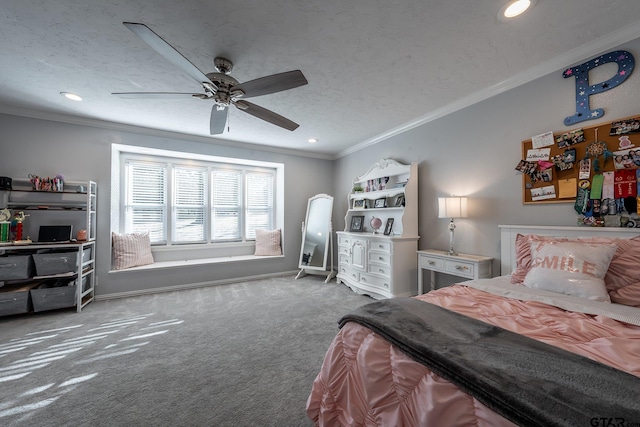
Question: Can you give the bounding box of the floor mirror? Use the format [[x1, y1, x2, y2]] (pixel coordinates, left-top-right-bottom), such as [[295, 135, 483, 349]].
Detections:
[[295, 193, 335, 283]]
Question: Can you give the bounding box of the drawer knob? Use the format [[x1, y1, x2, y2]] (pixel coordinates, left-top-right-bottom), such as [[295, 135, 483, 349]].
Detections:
[[379, 268, 384, 273], [378, 245, 384, 249], [361, 277, 367, 282], [455, 265, 468, 271], [384, 283, 389, 288], [379, 256, 384, 260], [428, 261, 435, 265]]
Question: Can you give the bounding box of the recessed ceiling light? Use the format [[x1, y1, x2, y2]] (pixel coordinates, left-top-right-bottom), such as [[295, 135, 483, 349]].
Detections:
[[308, 138, 318, 144], [499, 0, 536, 20], [60, 92, 83, 101]]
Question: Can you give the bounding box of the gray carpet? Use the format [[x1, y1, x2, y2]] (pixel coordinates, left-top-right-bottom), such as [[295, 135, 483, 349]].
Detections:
[[0, 276, 372, 427]]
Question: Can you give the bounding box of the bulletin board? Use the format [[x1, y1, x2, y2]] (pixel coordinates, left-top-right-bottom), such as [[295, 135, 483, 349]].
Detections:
[[520, 114, 640, 204]]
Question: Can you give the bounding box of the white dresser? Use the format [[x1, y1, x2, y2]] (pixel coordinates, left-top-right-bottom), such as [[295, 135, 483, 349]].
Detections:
[[337, 232, 418, 299], [336, 159, 419, 299]]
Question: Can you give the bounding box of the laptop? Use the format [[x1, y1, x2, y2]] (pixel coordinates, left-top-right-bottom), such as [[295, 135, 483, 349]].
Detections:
[[37, 225, 73, 243]]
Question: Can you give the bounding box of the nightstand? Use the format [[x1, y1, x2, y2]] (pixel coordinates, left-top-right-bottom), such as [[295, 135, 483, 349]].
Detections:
[[417, 249, 493, 294]]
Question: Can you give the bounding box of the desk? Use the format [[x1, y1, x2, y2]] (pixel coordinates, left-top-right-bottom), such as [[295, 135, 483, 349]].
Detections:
[[417, 249, 493, 294]]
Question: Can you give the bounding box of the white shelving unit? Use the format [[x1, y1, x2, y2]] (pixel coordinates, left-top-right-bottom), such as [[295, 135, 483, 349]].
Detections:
[[0, 178, 97, 314], [336, 159, 419, 299]]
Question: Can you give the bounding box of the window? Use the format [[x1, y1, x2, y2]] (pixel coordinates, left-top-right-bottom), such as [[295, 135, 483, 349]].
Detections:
[[117, 147, 280, 247]]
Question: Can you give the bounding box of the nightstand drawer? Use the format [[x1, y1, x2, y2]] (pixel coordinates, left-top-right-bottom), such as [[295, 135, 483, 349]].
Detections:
[[444, 260, 475, 279], [419, 255, 444, 271]]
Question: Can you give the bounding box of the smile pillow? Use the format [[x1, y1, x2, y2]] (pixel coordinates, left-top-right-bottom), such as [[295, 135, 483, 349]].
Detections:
[[523, 240, 618, 302]]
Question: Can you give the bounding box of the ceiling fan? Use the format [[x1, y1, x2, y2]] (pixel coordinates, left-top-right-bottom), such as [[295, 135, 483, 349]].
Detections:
[[113, 22, 308, 135]]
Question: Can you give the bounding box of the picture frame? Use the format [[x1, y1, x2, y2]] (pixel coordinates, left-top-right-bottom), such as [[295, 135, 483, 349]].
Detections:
[[350, 215, 364, 232], [353, 199, 365, 209], [394, 194, 405, 207], [383, 218, 394, 235], [374, 198, 386, 208]]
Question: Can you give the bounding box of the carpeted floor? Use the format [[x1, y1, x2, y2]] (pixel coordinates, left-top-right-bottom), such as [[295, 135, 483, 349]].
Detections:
[[0, 275, 372, 427]]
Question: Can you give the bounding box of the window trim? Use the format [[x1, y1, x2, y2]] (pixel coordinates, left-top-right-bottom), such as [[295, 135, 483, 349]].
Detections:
[[111, 144, 284, 258]]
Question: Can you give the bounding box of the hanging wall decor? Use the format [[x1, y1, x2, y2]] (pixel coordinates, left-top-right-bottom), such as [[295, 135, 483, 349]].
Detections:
[[563, 50, 635, 126]]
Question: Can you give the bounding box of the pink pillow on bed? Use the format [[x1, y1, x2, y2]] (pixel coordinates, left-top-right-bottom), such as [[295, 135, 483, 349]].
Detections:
[[512, 234, 640, 307], [523, 240, 617, 302], [511, 234, 571, 283]]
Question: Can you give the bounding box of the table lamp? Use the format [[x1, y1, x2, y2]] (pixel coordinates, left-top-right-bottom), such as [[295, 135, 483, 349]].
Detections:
[[438, 196, 468, 256]]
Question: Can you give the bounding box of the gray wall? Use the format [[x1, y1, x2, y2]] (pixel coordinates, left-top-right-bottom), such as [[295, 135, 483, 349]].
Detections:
[[3, 37, 640, 294], [0, 114, 333, 297], [334, 37, 640, 285]]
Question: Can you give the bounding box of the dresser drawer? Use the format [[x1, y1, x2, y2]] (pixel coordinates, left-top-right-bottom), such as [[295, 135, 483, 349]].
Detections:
[[444, 259, 475, 279], [339, 266, 359, 282], [359, 272, 390, 291], [419, 255, 444, 271], [369, 240, 391, 253], [338, 235, 351, 246], [338, 245, 351, 256], [339, 254, 351, 266], [368, 251, 391, 266], [368, 263, 390, 277]]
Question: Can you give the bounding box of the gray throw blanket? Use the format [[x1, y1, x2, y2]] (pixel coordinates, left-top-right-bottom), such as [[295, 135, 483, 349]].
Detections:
[[339, 298, 640, 427]]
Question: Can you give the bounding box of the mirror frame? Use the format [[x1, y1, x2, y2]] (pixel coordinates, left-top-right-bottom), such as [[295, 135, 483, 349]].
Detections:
[[298, 193, 333, 271]]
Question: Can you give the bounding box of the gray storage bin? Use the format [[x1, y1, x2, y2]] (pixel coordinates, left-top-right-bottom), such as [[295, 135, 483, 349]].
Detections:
[[32, 252, 77, 276], [0, 284, 34, 316], [0, 255, 34, 281], [81, 247, 92, 264], [30, 285, 76, 312]]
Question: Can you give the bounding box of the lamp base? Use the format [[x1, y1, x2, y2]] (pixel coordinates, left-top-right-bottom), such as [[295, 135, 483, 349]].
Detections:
[[448, 218, 457, 256]]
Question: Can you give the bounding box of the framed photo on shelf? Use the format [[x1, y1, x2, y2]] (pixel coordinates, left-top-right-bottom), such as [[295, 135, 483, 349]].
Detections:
[[374, 198, 386, 208], [353, 199, 365, 209], [350, 215, 364, 232], [383, 218, 394, 235], [394, 194, 405, 207]]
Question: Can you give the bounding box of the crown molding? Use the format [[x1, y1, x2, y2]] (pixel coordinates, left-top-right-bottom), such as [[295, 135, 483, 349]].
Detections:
[[0, 106, 335, 161], [337, 20, 640, 159]]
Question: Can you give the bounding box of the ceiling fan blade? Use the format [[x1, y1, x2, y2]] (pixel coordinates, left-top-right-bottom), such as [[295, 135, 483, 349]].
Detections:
[[123, 22, 211, 85], [233, 70, 308, 98], [235, 100, 299, 131], [113, 92, 206, 99], [210, 106, 229, 135]]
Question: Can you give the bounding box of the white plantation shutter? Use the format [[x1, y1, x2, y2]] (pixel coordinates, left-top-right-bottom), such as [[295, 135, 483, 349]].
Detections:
[[246, 172, 274, 239], [212, 169, 242, 241], [173, 166, 206, 243], [121, 152, 277, 245], [125, 160, 167, 243]]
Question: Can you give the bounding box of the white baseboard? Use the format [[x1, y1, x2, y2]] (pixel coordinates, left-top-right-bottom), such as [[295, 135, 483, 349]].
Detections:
[[94, 270, 300, 301]]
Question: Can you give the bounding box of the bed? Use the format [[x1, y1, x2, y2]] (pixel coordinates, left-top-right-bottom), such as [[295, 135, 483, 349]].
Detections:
[[307, 225, 640, 426]]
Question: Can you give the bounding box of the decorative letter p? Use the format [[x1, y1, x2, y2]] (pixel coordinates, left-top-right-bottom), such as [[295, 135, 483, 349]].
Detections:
[[563, 50, 635, 126]]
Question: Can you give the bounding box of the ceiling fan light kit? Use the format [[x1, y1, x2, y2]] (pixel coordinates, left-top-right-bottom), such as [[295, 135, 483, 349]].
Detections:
[[114, 23, 308, 135]]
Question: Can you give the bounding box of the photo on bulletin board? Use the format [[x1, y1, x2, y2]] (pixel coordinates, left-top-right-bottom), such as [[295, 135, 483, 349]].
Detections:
[[519, 114, 640, 204]]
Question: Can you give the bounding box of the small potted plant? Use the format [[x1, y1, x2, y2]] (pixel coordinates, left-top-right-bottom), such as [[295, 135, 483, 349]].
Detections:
[[353, 184, 364, 193]]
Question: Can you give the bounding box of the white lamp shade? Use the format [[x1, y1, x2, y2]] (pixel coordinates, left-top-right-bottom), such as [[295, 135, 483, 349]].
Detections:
[[438, 197, 468, 219]]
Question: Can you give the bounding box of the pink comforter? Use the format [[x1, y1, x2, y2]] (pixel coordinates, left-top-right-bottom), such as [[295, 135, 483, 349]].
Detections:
[[306, 285, 640, 426]]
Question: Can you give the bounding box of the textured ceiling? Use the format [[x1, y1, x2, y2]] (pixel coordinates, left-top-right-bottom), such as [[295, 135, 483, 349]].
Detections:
[[1, 1, 640, 157]]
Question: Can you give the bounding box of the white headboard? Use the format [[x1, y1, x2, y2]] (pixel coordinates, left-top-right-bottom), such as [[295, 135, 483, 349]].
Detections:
[[499, 224, 640, 276]]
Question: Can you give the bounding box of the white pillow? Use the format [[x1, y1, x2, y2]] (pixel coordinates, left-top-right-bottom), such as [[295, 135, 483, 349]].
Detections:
[[523, 240, 618, 302], [254, 228, 282, 256], [112, 231, 154, 270]]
